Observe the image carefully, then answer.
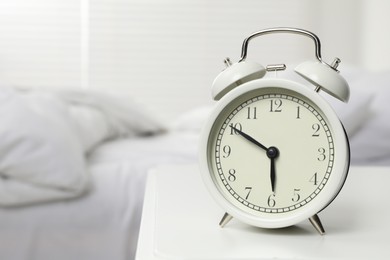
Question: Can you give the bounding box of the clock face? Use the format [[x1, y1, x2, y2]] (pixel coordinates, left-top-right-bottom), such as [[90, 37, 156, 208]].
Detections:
[[205, 84, 345, 223]]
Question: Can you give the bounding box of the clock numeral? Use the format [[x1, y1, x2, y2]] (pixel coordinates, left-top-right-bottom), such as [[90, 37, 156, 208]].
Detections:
[[247, 106, 257, 119], [296, 106, 301, 119], [270, 99, 282, 112], [292, 188, 301, 202], [267, 194, 276, 208], [312, 123, 321, 137], [222, 145, 231, 158], [310, 172, 318, 185], [227, 169, 236, 182], [244, 187, 252, 200], [229, 123, 242, 135], [317, 148, 326, 161]]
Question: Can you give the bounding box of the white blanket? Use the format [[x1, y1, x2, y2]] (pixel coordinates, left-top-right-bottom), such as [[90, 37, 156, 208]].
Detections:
[[0, 86, 164, 206]]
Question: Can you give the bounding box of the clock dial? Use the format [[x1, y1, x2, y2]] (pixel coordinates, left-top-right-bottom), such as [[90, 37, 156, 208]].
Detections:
[[208, 87, 335, 217]]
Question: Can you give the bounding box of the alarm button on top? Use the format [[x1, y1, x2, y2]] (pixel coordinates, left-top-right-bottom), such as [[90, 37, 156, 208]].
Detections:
[[295, 60, 350, 102], [211, 60, 266, 100]]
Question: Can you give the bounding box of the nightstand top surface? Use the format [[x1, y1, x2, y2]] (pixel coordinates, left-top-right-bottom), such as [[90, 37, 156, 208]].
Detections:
[[136, 165, 390, 260]]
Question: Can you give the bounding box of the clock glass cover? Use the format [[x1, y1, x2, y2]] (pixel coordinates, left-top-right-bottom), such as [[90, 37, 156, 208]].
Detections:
[[207, 86, 337, 219]]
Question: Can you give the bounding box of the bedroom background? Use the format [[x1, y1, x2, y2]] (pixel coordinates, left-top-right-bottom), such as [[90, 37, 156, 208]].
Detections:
[[1, 1, 390, 260], [0, 0, 389, 122]]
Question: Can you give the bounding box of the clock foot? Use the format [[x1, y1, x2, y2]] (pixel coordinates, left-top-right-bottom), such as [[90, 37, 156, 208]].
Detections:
[[219, 212, 233, 228], [309, 214, 325, 235]]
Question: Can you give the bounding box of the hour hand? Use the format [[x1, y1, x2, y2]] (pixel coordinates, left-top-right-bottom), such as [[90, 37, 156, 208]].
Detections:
[[229, 125, 268, 151]]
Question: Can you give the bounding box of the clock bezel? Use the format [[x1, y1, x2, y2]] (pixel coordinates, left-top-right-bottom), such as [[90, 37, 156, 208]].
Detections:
[[199, 78, 350, 229]]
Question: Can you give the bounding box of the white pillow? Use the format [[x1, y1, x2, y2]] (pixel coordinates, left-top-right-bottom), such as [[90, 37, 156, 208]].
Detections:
[[342, 70, 390, 165], [47, 88, 167, 152], [320, 87, 374, 137], [67, 104, 113, 153], [0, 87, 89, 206]]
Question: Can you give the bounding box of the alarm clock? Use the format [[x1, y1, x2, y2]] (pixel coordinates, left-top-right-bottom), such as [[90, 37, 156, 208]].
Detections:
[[199, 27, 350, 235]]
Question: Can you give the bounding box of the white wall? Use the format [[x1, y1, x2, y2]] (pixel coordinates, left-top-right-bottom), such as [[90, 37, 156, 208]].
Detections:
[[316, 0, 390, 71], [360, 0, 390, 70], [0, 0, 84, 88], [0, 0, 389, 121]]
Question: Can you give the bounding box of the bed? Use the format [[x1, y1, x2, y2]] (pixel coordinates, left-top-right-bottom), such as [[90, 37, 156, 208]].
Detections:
[[0, 67, 389, 260], [0, 132, 199, 260], [0, 87, 199, 260]]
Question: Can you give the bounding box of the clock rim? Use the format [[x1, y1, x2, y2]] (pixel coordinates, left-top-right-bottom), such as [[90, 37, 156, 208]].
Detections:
[[199, 78, 350, 229]]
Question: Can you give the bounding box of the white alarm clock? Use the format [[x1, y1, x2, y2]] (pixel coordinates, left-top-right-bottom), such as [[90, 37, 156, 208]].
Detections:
[[199, 27, 350, 234]]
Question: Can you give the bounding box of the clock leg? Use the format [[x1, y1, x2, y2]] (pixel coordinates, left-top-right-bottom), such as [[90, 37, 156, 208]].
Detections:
[[309, 214, 325, 235], [219, 212, 233, 228]]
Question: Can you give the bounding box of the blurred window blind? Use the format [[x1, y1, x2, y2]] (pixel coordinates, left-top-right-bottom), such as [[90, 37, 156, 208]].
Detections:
[[0, 0, 316, 120], [0, 0, 85, 88], [89, 0, 316, 120]]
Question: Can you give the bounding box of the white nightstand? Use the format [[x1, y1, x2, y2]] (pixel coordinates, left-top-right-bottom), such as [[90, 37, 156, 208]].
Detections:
[[136, 164, 390, 260]]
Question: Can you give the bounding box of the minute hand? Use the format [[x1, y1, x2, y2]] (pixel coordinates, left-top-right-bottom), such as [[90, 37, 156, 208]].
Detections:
[[230, 126, 268, 151]]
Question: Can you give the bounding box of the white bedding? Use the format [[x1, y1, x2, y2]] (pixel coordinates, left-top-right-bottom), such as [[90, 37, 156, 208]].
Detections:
[[0, 87, 164, 206], [0, 87, 183, 260], [0, 132, 199, 260]]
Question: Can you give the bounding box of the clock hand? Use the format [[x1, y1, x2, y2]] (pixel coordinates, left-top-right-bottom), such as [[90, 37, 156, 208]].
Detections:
[[229, 125, 268, 151], [270, 158, 276, 193], [230, 125, 280, 192], [267, 147, 279, 193]]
